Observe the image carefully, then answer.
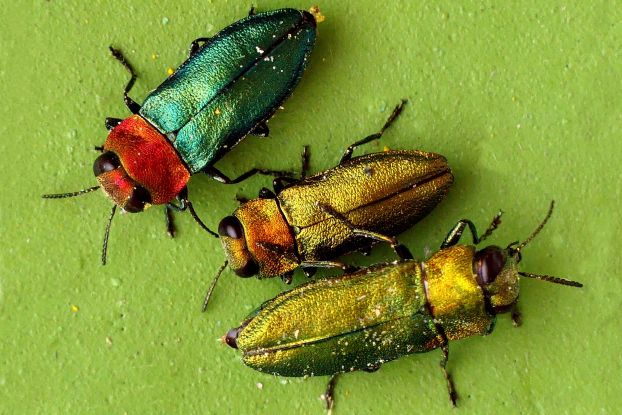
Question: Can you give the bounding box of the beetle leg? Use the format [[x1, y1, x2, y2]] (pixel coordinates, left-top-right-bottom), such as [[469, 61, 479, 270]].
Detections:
[[205, 166, 292, 184], [248, 6, 257, 16], [108, 47, 141, 114], [188, 37, 213, 57], [272, 176, 299, 193], [299, 260, 357, 273], [164, 205, 176, 237], [235, 193, 250, 204], [249, 121, 270, 137], [351, 229, 413, 261], [323, 374, 339, 412], [280, 272, 293, 284], [258, 187, 275, 199], [316, 203, 413, 261], [440, 343, 458, 407], [303, 267, 316, 278], [511, 303, 522, 327], [168, 188, 218, 237], [105, 117, 122, 131], [339, 99, 406, 163], [300, 145, 310, 179], [441, 210, 504, 249], [94, 145, 104, 152]]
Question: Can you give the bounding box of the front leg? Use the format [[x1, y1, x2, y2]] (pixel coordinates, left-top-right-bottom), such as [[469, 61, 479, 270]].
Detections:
[[108, 47, 141, 114], [205, 166, 292, 185], [441, 210, 503, 249]]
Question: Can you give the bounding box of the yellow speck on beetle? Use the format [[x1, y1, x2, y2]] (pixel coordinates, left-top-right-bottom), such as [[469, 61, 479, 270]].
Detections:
[[151, 53, 159, 60], [309, 6, 325, 23], [214, 108, 222, 116], [166, 67, 174, 76], [383, 145, 391, 152], [70, 304, 79, 313]]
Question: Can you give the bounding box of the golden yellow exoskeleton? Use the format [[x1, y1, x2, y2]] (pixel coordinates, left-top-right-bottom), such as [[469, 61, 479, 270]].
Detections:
[[224, 202, 582, 411], [205, 102, 454, 310]]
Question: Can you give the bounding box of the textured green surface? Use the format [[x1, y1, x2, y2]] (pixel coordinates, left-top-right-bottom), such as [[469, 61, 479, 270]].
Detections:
[[1, 1, 620, 414]]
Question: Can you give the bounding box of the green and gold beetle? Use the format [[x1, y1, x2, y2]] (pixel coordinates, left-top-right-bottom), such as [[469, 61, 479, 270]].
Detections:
[[204, 102, 454, 310], [224, 202, 582, 411]]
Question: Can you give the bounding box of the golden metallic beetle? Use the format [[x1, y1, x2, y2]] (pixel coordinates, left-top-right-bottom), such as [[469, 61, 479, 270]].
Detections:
[[224, 201, 582, 411], [205, 101, 454, 310]]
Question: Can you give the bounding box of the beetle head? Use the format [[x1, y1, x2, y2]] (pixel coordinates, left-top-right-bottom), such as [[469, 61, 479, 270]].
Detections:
[[93, 151, 152, 212], [218, 215, 259, 277], [473, 245, 520, 313], [473, 201, 582, 315]]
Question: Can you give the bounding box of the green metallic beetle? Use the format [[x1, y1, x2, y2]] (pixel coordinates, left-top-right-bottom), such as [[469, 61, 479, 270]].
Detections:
[[224, 201, 582, 411], [203, 101, 454, 310]]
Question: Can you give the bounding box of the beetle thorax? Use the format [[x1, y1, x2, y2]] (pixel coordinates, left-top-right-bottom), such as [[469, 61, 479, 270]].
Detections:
[[100, 115, 190, 206]]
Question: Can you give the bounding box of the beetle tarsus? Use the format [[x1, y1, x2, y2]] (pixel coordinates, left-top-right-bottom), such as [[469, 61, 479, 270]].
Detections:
[[164, 205, 176, 237], [323, 374, 339, 412], [300, 145, 310, 179], [440, 344, 458, 407], [511, 304, 522, 327], [108, 46, 141, 114], [281, 273, 293, 284], [340, 99, 407, 163], [94, 145, 104, 152], [188, 37, 213, 57], [442, 210, 505, 249], [249, 121, 270, 137]]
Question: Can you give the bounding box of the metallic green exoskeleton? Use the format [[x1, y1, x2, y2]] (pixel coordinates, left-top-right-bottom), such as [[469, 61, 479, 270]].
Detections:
[[224, 202, 583, 411], [204, 102, 453, 310], [42, 8, 317, 264]]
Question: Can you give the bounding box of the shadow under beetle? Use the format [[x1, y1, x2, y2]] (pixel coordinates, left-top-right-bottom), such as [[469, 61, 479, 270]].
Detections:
[[204, 101, 454, 310], [224, 201, 582, 411], [43, 8, 317, 264]]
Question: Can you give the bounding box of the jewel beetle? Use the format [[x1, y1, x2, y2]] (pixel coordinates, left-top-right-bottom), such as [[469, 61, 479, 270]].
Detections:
[[204, 101, 454, 310], [224, 201, 582, 411], [43, 8, 318, 264]]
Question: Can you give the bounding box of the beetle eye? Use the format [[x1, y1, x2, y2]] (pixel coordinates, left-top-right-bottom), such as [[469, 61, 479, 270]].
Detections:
[[93, 151, 121, 176], [474, 247, 506, 286], [124, 186, 151, 213], [218, 216, 245, 239]]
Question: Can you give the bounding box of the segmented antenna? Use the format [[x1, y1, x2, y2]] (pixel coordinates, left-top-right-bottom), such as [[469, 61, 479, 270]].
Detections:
[[101, 205, 117, 265], [42, 186, 100, 199], [518, 272, 583, 288], [515, 200, 555, 252], [202, 261, 229, 312]]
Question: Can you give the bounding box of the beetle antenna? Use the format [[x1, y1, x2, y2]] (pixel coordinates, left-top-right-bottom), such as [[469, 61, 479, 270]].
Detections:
[[101, 205, 117, 265], [515, 200, 555, 253], [185, 199, 219, 238], [202, 261, 228, 312], [42, 186, 100, 199], [518, 272, 583, 288]]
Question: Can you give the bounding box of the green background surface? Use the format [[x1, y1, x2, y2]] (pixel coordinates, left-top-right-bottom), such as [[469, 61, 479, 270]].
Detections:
[[1, 1, 620, 414]]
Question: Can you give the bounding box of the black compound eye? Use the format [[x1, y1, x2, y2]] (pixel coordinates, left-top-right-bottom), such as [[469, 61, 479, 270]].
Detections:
[[474, 247, 507, 286], [93, 151, 121, 176], [224, 327, 242, 349], [234, 259, 259, 278], [218, 216, 244, 239], [124, 186, 151, 213]]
